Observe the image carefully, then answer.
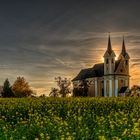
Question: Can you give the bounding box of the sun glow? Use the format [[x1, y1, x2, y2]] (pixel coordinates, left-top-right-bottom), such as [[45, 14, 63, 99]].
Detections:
[[115, 54, 119, 60], [100, 57, 104, 62]]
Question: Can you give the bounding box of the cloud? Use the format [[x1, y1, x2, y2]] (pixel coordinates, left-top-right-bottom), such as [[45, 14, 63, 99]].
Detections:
[[0, 1, 140, 94]]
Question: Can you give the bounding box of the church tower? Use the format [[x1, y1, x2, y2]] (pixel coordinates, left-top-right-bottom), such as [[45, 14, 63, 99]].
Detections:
[[104, 35, 116, 75], [72, 35, 130, 97], [103, 35, 116, 97], [117, 37, 130, 90], [118, 37, 130, 75]]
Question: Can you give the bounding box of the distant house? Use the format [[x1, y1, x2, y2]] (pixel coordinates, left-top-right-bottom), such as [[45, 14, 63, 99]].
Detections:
[[72, 36, 130, 97]]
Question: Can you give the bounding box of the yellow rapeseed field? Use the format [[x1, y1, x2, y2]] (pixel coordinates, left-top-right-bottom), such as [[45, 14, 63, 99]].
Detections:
[[0, 97, 140, 140]]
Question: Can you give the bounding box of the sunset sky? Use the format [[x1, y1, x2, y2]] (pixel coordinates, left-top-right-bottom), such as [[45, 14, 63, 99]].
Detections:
[[0, 0, 140, 95]]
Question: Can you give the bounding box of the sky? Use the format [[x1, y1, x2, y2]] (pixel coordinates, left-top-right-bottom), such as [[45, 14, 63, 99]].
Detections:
[[0, 0, 140, 95]]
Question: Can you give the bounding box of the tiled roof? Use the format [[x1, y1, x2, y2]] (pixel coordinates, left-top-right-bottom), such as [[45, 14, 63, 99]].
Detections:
[[115, 59, 121, 72], [72, 63, 104, 81]]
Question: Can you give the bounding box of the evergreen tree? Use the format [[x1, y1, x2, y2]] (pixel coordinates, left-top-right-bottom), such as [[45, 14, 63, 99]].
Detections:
[[1, 79, 14, 97]]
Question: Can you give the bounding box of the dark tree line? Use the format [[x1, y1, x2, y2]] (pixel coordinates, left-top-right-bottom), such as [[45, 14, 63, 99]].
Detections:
[[1, 77, 35, 98]]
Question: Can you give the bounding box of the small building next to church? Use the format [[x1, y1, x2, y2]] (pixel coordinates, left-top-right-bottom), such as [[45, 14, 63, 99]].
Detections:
[[72, 36, 130, 97]]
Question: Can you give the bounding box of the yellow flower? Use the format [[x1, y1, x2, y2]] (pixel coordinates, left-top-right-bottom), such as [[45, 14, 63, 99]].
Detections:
[[67, 136, 72, 140], [40, 133, 44, 139], [122, 128, 127, 136], [98, 136, 106, 140]]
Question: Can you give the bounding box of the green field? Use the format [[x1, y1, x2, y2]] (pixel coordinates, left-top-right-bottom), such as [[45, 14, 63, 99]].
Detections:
[[0, 97, 140, 140]]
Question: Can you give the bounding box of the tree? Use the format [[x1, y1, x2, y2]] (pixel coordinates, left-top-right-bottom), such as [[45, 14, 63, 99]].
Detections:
[[12, 77, 34, 97], [73, 79, 89, 97], [79, 79, 89, 97], [129, 85, 140, 97], [50, 77, 71, 97], [1, 79, 14, 97], [73, 87, 83, 97], [49, 88, 59, 97], [55, 77, 71, 97]]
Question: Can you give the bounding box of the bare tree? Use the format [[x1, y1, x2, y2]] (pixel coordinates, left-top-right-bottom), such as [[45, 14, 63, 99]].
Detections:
[[49, 88, 59, 97], [53, 77, 71, 97]]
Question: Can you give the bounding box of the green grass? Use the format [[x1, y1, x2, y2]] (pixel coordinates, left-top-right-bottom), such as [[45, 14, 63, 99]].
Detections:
[[0, 97, 140, 140]]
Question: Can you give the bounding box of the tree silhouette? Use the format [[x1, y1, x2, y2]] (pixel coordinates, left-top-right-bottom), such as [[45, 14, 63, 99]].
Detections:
[[49, 88, 59, 97], [1, 79, 14, 97], [55, 77, 71, 97], [12, 77, 34, 97], [50, 77, 71, 97]]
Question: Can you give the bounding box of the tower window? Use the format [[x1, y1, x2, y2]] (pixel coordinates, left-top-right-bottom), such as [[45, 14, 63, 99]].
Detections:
[[106, 59, 109, 64], [120, 69, 123, 72]]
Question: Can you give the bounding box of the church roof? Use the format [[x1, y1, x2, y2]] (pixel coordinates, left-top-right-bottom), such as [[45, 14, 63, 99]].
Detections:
[[114, 59, 121, 71], [72, 63, 104, 81], [72, 60, 121, 81]]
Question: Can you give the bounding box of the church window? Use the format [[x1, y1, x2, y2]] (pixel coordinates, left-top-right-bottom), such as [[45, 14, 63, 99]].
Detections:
[[106, 59, 109, 64], [112, 59, 114, 64]]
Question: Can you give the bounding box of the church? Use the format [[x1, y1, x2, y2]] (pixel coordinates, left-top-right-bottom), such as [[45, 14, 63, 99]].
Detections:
[[72, 36, 130, 97]]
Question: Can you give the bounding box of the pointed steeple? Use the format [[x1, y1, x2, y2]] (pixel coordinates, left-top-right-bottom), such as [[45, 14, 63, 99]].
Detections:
[[121, 36, 126, 56], [107, 34, 112, 55], [103, 34, 116, 57], [119, 36, 130, 59]]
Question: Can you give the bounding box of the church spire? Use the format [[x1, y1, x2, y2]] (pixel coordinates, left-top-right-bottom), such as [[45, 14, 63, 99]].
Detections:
[[103, 34, 116, 57], [107, 34, 112, 55], [121, 36, 127, 56], [119, 36, 130, 60]]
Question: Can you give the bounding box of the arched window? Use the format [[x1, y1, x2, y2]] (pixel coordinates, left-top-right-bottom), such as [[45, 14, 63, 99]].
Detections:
[[106, 59, 109, 64]]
